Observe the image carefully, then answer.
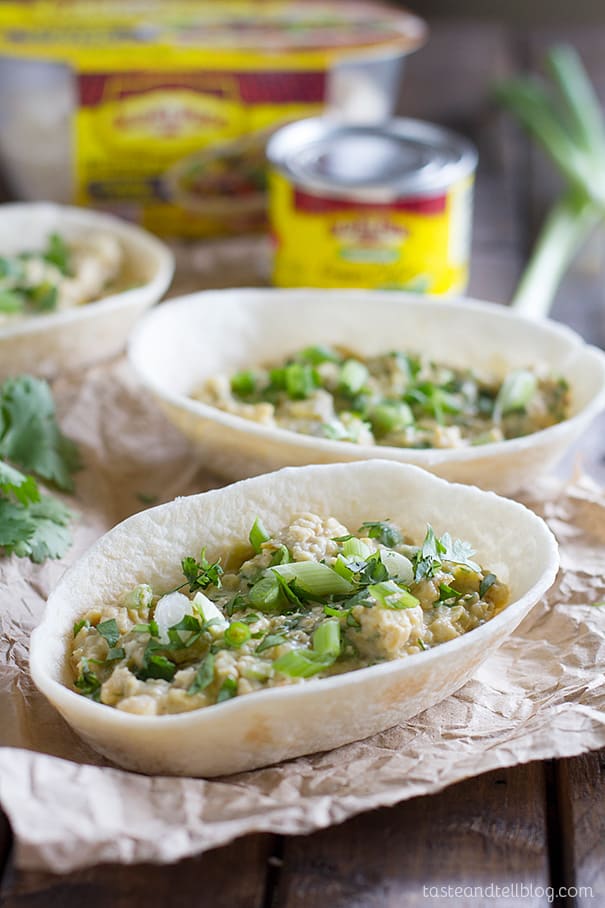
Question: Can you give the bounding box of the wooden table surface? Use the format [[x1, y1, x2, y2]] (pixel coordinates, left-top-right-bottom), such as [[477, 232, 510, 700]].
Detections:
[[1, 18, 604, 908]]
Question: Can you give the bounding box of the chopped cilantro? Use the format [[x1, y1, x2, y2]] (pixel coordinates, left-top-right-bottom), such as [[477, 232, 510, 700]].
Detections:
[[255, 632, 287, 654], [438, 583, 462, 603], [74, 658, 101, 701], [26, 281, 58, 313], [479, 573, 497, 597], [217, 677, 238, 702], [187, 653, 215, 694], [73, 618, 89, 637], [358, 520, 403, 547], [137, 649, 176, 682], [180, 549, 223, 592], [96, 618, 120, 648], [105, 646, 126, 662]]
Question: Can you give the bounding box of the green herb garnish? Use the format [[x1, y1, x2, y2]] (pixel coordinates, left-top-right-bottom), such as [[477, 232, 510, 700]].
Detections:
[[180, 549, 223, 592], [187, 653, 215, 694], [359, 520, 403, 547], [249, 517, 270, 553]]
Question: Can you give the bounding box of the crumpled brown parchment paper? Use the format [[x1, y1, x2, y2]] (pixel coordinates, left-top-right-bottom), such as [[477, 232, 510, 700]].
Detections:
[[1, 341, 604, 874]]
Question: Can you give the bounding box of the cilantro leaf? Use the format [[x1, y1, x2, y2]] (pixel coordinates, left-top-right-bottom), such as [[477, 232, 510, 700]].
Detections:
[[96, 619, 120, 648], [187, 653, 215, 694], [0, 499, 35, 548], [414, 525, 447, 581], [255, 633, 287, 654], [13, 495, 74, 563], [413, 526, 480, 581], [480, 573, 497, 597], [180, 549, 223, 592], [358, 520, 403, 547], [217, 677, 238, 702], [0, 460, 39, 506], [74, 658, 101, 701], [0, 376, 81, 491], [137, 649, 176, 682], [439, 532, 480, 572]]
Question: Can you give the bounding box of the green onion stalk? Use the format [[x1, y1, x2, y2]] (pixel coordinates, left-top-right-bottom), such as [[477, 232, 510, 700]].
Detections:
[[496, 44, 605, 319]]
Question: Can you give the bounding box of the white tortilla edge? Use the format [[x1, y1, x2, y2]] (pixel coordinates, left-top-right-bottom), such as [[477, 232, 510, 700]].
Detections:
[[127, 289, 605, 494], [0, 202, 174, 378], [30, 460, 559, 777]]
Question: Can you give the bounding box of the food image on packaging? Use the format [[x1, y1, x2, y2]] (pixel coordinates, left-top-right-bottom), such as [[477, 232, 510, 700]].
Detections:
[[0, 1, 426, 238]]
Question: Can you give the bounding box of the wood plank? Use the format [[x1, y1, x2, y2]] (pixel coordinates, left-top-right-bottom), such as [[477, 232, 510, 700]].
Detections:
[[0, 811, 12, 890], [273, 764, 551, 908], [0, 833, 275, 908], [554, 752, 605, 907]]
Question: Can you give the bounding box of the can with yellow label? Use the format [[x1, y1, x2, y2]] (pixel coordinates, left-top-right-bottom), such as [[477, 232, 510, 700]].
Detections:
[[267, 117, 477, 294]]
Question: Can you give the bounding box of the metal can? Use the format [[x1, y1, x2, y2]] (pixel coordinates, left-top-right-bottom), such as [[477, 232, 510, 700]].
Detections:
[[267, 117, 478, 294]]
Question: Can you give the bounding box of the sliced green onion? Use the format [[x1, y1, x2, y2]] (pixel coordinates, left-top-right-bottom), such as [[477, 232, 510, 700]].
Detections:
[[284, 363, 317, 399], [231, 370, 257, 397], [342, 536, 371, 560], [272, 649, 334, 678], [249, 516, 270, 553], [122, 583, 153, 611], [369, 402, 414, 436], [333, 555, 355, 582], [369, 580, 419, 610], [379, 549, 414, 584], [139, 653, 176, 682], [224, 621, 252, 648], [248, 574, 284, 612], [339, 359, 369, 395], [297, 344, 341, 365], [0, 289, 25, 313], [270, 544, 291, 565], [271, 561, 353, 596], [494, 370, 538, 417], [312, 619, 341, 659]]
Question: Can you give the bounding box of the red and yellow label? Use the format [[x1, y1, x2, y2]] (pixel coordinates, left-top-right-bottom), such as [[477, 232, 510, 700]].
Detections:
[[269, 171, 474, 294]]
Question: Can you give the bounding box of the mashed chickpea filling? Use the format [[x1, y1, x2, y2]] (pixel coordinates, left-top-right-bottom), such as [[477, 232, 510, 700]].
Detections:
[[71, 514, 509, 716], [0, 231, 123, 324], [194, 345, 570, 449]]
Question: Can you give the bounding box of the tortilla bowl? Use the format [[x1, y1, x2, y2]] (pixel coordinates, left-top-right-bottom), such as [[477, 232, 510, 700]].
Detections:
[[0, 203, 174, 379], [30, 461, 559, 777], [127, 289, 605, 495]]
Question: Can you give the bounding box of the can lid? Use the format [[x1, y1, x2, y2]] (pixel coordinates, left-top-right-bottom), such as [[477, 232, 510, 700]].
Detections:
[[267, 117, 477, 200]]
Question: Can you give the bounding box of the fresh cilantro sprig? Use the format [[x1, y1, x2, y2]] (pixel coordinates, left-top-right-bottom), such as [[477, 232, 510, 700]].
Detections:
[[413, 525, 480, 582], [179, 549, 224, 593], [0, 375, 81, 563], [0, 375, 81, 492]]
